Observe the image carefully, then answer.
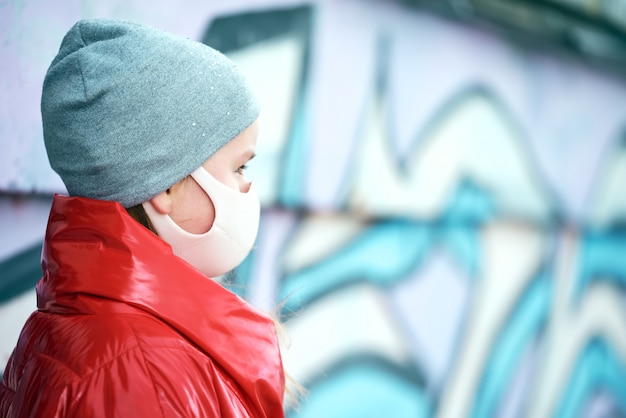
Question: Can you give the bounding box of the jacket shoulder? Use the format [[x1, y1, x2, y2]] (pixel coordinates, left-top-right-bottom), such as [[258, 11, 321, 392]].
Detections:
[[122, 313, 255, 417], [2, 310, 252, 417]]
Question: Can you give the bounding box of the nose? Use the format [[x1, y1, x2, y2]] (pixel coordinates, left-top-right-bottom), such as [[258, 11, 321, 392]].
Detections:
[[240, 181, 252, 193]]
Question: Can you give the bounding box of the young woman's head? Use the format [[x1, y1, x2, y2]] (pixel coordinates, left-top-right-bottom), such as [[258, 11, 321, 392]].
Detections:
[[141, 119, 260, 277], [41, 18, 261, 277]]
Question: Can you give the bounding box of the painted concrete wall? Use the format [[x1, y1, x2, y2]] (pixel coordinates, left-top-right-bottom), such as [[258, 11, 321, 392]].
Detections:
[[1, 0, 625, 416]]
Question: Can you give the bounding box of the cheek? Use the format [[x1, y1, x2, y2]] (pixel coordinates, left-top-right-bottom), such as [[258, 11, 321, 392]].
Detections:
[[174, 182, 216, 234], [191, 187, 216, 233]]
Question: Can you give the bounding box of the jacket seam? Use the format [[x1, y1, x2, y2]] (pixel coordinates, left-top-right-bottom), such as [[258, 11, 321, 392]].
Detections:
[[31, 350, 80, 378], [120, 318, 234, 417], [65, 344, 157, 414], [222, 375, 254, 417], [38, 344, 148, 415], [122, 317, 167, 418], [69, 344, 140, 380]]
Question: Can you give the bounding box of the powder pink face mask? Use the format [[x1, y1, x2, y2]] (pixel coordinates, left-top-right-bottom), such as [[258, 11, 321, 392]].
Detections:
[[142, 166, 260, 278]]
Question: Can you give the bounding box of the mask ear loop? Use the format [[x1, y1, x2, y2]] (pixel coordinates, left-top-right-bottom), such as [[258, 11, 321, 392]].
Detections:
[[188, 171, 217, 233], [142, 169, 221, 238], [142, 199, 212, 239]]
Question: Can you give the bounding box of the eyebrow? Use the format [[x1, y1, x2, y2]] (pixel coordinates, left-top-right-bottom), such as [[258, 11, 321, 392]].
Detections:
[[244, 151, 256, 162]]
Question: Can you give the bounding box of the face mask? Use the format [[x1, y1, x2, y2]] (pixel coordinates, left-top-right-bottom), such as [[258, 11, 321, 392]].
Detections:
[[142, 166, 260, 278]]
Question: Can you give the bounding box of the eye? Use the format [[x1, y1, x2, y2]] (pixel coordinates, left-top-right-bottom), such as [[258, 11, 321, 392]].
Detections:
[[236, 164, 248, 175]]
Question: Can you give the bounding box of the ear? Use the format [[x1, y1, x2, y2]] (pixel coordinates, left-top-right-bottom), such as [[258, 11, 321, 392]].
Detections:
[[149, 190, 173, 215]]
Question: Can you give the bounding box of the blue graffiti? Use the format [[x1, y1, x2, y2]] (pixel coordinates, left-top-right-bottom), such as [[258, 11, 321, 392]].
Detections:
[[472, 273, 552, 417], [575, 231, 626, 299], [289, 357, 432, 418], [556, 338, 626, 417], [279, 220, 434, 315]]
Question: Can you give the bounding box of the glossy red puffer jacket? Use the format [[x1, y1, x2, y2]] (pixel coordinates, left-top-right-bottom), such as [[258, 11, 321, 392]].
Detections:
[[0, 195, 285, 417]]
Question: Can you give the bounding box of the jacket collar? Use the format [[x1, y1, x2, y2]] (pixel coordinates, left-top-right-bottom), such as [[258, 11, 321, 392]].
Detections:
[[38, 195, 284, 414]]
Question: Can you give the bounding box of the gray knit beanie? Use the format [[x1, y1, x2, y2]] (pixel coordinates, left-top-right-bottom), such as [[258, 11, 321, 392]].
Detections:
[[42, 18, 259, 208]]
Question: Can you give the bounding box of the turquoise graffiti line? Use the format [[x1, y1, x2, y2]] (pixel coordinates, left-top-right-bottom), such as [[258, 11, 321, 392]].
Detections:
[[288, 355, 432, 418], [279, 219, 434, 316], [0, 243, 42, 304], [555, 338, 626, 417], [440, 180, 496, 225], [278, 181, 494, 316], [278, 220, 482, 317], [471, 273, 552, 417], [575, 231, 626, 300], [280, 83, 311, 208], [440, 180, 495, 279]]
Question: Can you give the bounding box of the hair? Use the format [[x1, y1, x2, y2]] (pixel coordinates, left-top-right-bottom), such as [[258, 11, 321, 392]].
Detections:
[[126, 204, 157, 233], [272, 313, 307, 411]]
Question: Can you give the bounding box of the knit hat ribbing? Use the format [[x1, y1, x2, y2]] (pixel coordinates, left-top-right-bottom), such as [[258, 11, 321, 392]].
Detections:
[[42, 19, 259, 208]]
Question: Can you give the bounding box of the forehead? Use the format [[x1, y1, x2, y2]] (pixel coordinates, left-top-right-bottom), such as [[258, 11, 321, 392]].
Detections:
[[224, 120, 259, 153], [202, 120, 258, 167]]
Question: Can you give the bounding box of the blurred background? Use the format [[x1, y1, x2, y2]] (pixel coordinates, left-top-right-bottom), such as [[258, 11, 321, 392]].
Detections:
[[2, 0, 626, 416]]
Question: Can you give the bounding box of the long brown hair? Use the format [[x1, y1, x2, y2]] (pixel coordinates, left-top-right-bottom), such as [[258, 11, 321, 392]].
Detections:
[[126, 203, 157, 233]]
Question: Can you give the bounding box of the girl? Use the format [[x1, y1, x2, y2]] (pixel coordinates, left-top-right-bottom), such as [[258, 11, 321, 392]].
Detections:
[[0, 18, 284, 417]]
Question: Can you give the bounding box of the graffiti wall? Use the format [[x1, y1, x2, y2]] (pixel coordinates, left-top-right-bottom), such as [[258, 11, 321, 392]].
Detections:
[[1, 0, 625, 416]]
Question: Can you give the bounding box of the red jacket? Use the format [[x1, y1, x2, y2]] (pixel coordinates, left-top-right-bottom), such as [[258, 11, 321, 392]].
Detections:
[[0, 195, 285, 417]]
